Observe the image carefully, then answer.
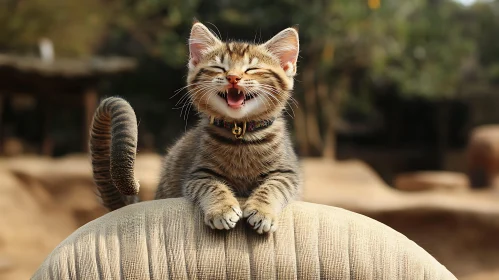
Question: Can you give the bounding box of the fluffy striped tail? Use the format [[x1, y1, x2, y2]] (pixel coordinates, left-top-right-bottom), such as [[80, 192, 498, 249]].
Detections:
[[90, 97, 140, 211]]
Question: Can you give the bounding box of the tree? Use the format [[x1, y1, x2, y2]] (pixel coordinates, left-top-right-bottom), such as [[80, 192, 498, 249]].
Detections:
[[2, 0, 499, 158]]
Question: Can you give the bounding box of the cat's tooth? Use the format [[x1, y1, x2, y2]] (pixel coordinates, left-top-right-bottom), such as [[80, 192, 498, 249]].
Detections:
[[238, 90, 242, 95], [225, 89, 228, 96]]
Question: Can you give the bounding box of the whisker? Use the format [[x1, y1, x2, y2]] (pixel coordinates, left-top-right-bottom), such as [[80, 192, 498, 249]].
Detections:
[[174, 85, 219, 121], [174, 82, 208, 94], [205, 22, 223, 41], [258, 87, 295, 118]]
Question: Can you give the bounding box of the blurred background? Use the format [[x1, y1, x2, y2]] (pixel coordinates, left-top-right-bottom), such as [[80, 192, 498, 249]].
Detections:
[[1, 0, 499, 279]]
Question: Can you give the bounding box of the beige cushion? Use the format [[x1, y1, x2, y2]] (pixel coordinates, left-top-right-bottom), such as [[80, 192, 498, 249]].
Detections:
[[32, 198, 456, 279]]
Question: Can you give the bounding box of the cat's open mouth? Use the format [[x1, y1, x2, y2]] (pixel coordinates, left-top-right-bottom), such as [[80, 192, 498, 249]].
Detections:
[[217, 88, 255, 109]]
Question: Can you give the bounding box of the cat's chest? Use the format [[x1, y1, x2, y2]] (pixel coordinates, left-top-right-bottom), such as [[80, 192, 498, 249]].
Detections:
[[216, 146, 273, 195], [214, 144, 274, 175], [200, 135, 281, 190]]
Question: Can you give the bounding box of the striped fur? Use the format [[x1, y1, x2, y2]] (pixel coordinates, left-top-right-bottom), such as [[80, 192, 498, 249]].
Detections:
[[90, 22, 301, 234], [156, 23, 302, 234], [90, 97, 140, 211]]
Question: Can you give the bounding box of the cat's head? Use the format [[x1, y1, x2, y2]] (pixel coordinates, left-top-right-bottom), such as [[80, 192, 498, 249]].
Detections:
[[186, 22, 299, 121]]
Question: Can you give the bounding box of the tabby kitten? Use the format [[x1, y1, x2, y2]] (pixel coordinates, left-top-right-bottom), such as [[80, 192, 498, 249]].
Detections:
[[90, 22, 301, 234]]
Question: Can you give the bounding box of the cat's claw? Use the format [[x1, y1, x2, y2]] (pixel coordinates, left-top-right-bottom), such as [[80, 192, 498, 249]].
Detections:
[[232, 206, 243, 217], [204, 203, 242, 230], [243, 205, 278, 234]]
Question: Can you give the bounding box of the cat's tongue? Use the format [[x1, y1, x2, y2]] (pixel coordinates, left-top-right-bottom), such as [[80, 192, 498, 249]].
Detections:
[[227, 88, 245, 109]]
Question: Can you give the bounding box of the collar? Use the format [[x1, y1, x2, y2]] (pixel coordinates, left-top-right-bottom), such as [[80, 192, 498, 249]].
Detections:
[[209, 116, 275, 139]]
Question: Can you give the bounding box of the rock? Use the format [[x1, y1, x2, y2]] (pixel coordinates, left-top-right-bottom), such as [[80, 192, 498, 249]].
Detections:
[[467, 125, 499, 188], [0, 170, 76, 280], [394, 171, 470, 192]]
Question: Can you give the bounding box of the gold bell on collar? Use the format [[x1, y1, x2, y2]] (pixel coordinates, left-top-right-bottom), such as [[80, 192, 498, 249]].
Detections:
[[231, 122, 246, 139]]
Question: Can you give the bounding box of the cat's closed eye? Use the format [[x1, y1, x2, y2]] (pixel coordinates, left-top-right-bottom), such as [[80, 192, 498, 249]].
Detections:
[[210, 66, 226, 72], [245, 68, 261, 74]]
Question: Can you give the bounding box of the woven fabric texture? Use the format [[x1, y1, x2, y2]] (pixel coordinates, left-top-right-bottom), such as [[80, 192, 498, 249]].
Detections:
[[32, 198, 456, 279]]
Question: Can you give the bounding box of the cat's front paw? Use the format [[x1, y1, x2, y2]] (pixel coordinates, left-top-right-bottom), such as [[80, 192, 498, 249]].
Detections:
[[243, 202, 278, 234], [204, 201, 243, 230]]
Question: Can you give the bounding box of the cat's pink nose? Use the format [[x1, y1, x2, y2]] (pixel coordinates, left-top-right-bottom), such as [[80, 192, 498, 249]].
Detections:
[[226, 75, 241, 84]]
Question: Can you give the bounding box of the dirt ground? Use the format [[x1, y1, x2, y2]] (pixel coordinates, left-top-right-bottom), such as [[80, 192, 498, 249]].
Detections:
[[1, 154, 499, 279]]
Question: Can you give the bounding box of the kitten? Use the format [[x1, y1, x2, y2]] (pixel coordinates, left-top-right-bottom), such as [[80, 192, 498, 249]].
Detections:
[[90, 21, 302, 234]]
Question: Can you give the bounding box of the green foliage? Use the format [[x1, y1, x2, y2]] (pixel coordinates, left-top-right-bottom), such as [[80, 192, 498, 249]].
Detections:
[[2, 0, 499, 97], [2, 0, 499, 153], [370, 0, 476, 99]]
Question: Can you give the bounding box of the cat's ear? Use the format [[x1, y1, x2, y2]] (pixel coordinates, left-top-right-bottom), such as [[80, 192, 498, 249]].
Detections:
[[263, 27, 299, 75], [189, 22, 221, 68]]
